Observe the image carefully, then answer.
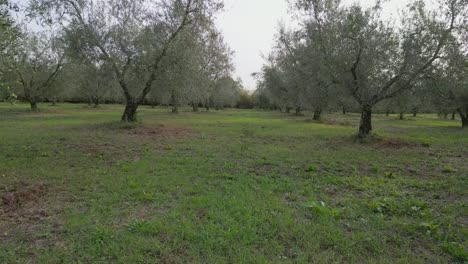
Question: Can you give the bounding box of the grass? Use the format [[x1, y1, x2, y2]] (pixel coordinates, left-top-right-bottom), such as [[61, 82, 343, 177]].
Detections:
[[0, 103, 467, 263]]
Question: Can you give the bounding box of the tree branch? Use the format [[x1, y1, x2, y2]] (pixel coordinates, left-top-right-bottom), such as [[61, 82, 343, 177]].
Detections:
[[137, 0, 194, 104]]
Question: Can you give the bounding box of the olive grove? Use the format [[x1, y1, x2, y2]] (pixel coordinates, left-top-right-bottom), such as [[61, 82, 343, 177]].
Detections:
[[258, 0, 468, 136], [1, 0, 467, 134], [24, 0, 236, 121]]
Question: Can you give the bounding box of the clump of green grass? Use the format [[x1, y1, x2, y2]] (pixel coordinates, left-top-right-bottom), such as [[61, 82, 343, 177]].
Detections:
[[442, 165, 456, 173], [306, 165, 318, 172], [304, 200, 341, 219]]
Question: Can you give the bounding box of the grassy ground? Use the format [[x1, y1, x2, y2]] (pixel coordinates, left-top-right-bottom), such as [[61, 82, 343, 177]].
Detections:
[[0, 103, 466, 263]]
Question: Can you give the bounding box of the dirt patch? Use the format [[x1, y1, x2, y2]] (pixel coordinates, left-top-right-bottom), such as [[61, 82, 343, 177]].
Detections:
[[371, 138, 418, 149], [73, 142, 120, 156], [320, 118, 353, 127], [0, 183, 58, 246], [70, 142, 147, 164], [2, 184, 47, 211], [327, 136, 418, 150], [196, 208, 208, 220], [79, 122, 195, 141], [127, 124, 194, 140], [66, 124, 194, 164]]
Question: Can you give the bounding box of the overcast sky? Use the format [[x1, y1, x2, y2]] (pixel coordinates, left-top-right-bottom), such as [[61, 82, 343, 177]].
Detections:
[[215, 0, 292, 91], [215, 0, 410, 91]]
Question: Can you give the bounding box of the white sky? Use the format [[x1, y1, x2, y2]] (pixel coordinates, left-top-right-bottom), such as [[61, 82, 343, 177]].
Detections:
[[215, 0, 292, 91], [215, 0, 410, 91]]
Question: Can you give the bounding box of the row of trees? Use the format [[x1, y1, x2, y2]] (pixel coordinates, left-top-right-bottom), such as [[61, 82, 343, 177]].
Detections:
[[0, 0, 243, 119], [256, 0, 468, 137]]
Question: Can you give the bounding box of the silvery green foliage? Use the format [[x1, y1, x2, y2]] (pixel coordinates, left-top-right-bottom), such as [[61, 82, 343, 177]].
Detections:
[[148, 22, 233, 110], [8, 31, 64, 108], [0, 0, 19, 54], [0, 83, 17, 103], [312, 0, 465, 105], [0, 0, 20, 101], [276, 24, 339, 115], [285, 0, 467, 135], [62, 60, 120, 105], [211, 76, 240, 109], [29, 0, 225, 120], [256, 63, 291, 111], [427, 34, 468, 124]]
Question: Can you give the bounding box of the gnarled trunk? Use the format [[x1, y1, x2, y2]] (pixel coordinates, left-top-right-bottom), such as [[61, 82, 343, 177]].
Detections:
[[192, 103, 199, 112], [295, 107, 303, 116], [451, 112, 456, 120], [170, 91, 178, 114], [459, 109, 467, 128], [30, 101, 39, 112], [399, 112, 404, 120], [121, 101, 138, 122], [358, 105, 373, 138], [386, 110, 390, 117], [342, 106, 347, 115], [286, 107, 292, 114], [313, 109, 322, 120], [92, 96, 100, 108]]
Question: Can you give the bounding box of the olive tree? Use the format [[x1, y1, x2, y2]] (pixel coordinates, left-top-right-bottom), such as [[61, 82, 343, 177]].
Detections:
[[428, 38, 468, 128], [286, 27, 339, 119], [10, 32, 64, 111], [65, 61, 119, 107], [292, 0, 466, 138], [153, 23, 233, 113], [257, 64, 293, 112], [193, 31, 233, 112], [211, 76, 240, 109], [260, 22, 342, 118], [31, 0, 223, 122]]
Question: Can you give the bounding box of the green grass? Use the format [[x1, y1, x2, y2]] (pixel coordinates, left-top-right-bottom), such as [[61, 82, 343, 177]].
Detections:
[[0, 103, 467, 263]]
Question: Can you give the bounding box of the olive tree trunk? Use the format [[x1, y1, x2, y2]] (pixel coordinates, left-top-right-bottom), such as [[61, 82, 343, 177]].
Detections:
[[192, 103, 199, 112], [121, 101, 139, 122], [358, 105, 373, 138], [295, 107, 303, 116], [91, 96, 101, 108], [30, 101, 39, 112], [459, 109, 467, 128], [313, 110, 322, 120]]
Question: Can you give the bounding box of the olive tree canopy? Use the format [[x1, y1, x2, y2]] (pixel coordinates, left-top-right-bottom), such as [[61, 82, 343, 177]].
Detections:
[[30, 0, 224, 121]]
